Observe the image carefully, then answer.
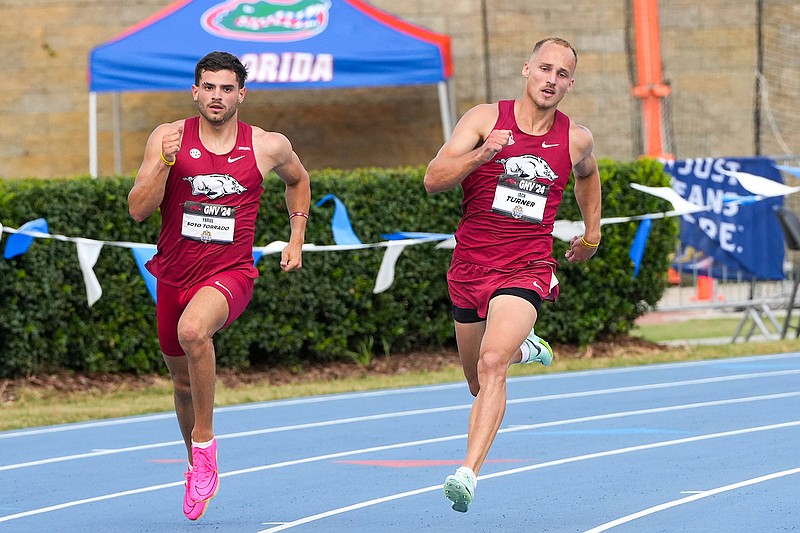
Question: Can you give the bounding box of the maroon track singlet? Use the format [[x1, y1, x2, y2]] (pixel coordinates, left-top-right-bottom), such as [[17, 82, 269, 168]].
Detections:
[[146, 116, 264, 288], [453, 100, 573, 269]]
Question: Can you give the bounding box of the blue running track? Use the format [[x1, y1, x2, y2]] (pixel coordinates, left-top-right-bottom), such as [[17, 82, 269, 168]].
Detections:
[[2, 352, 799, 532]]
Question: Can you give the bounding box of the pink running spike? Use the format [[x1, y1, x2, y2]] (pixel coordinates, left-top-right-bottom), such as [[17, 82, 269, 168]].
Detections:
[[188, 438, 220, 503], [183, 468, 210, 520]]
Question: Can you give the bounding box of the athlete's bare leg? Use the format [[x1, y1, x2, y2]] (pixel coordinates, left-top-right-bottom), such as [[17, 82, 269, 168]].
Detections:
[[462, 295, 537, 475], [176, 286, 229, 445], [454, 321, 485, 397], [162, 354, 194, 464]]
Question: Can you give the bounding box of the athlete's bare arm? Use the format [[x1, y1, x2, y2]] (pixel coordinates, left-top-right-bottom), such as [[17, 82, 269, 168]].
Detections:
[[128, 120, 185, 222], [424, 104, 511, 193], [565, 121, 602, 262], [253, 127, 311, 272]]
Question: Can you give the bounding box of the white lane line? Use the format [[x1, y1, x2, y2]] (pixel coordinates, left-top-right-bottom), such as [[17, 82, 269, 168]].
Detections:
[[0, 384, 464, 440], [4, 352, 798, 440], [3, 370, 800, 472], [583, 467, 800, 532], [257, 484, 442, 532], [0, 440, 185, 472], [255, 421, 800, 532], [0, 405, 473, 472], [1, 393, 798, 523], [507, 368, 800, 405], [0, 413, 178, 439], [0, 481, 184, 523]]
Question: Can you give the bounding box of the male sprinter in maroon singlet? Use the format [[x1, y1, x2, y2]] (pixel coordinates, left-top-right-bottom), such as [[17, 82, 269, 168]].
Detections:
[[128, 51, 311, 521], [424, 37, 602, 512]]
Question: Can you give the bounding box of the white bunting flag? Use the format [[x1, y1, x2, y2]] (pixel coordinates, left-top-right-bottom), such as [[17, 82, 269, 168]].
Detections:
[[75, 238, 104, 306]]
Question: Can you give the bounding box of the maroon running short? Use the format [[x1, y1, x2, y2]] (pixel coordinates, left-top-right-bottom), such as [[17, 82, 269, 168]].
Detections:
[[156, 269, 255, 356], [447, 258, 560, 321]]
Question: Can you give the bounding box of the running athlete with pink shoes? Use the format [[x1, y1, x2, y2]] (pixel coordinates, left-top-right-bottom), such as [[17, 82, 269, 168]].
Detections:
[[128, 51, 311, 521], [423, 37, 602, 512]]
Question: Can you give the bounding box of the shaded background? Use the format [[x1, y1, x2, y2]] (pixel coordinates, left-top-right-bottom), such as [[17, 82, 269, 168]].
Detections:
[[1, 0, 798, 180]]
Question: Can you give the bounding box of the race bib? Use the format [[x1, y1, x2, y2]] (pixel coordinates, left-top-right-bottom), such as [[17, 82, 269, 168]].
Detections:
[[181, 201, 236, 244], [491, 174, 550, 223]]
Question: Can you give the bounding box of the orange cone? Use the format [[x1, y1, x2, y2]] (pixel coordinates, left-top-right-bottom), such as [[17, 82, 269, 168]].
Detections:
[[692, 275, 714, 301]]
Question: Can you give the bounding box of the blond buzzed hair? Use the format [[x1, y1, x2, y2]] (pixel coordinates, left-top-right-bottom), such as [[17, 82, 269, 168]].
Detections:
[[531, 37, 578, 65]]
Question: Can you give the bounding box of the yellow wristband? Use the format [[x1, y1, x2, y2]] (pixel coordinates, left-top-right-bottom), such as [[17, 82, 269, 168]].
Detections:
[[160, 152, 176, 166], [580, 236, 600, 248]]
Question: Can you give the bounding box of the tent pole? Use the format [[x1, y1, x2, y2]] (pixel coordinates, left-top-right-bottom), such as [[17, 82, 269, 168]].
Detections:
[[113, 93, 122, 175], [447, 78, 457, 132], [89, 92, 98, 178], [438, 81, 453, 142]]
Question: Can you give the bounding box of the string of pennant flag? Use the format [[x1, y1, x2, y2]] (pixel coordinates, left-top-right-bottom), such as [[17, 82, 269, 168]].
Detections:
[[1, 169, 798, 308]]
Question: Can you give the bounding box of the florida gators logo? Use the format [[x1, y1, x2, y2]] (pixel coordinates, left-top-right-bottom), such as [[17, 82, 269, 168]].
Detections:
[[202, 0, 331, 42]]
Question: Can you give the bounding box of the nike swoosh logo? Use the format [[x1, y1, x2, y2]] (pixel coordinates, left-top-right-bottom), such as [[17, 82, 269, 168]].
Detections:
[[227, 155, 245, 163], [215, 281, 234, 298], [541, 142, 559, 148]]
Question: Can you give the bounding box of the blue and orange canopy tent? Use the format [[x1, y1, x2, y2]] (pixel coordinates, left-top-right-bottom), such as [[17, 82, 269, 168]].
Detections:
[[88, 0, 454, 176]]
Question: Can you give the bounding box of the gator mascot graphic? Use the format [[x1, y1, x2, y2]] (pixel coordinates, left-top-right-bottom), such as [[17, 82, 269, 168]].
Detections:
[[202, 0, 332, 42]]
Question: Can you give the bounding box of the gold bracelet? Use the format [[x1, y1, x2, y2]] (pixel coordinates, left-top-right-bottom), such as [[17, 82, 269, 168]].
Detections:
[[580, 236, 600, 248], [160, 152, 176, 166]]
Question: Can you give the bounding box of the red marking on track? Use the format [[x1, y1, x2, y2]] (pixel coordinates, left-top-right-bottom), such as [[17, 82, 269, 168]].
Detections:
[[332, 459, 528, 468]]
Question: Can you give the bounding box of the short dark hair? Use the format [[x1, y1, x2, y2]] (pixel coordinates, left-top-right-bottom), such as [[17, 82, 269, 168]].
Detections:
[[195, 51, 248, 88], [531, 37, 578, 65]]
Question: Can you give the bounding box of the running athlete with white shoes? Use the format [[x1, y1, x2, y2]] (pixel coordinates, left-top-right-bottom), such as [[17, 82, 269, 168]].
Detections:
[[128, 51, 311, 521], [423, 37, 602, 512]]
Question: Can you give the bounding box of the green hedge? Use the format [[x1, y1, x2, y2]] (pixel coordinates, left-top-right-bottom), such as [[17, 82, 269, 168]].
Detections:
[[0, 160, 676, 378]]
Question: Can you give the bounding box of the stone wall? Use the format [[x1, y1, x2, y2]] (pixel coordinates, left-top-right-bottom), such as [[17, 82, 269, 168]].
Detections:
[[0, 0, 796, 179]]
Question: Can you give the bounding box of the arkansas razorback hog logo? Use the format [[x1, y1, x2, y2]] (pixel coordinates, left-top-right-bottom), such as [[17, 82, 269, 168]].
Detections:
[[497, 155, 559, 183], [184, 174, 247, 200]]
